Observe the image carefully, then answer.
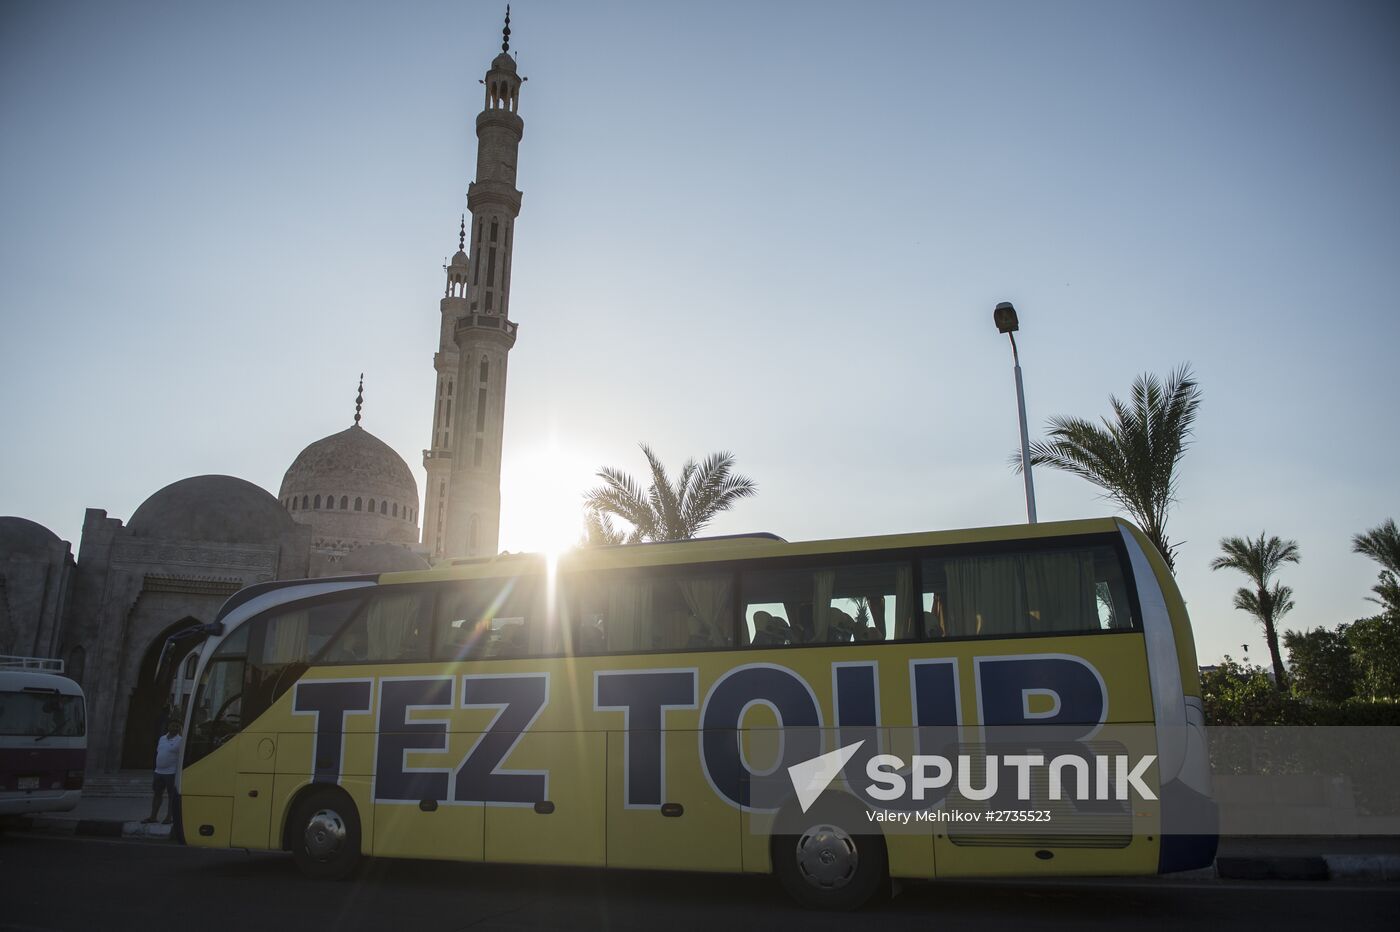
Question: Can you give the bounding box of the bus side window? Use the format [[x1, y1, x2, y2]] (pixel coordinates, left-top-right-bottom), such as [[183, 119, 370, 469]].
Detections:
[[922, 544, 1135, 638], [741, 562, 913, 646], [1094, 550, 1135, 629], [434, 576, 542, 661], [567, 571, 733, 654], [323, 589, 433, 664]]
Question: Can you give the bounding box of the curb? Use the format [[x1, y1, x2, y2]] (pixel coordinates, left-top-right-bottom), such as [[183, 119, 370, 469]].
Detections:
[[15, 815, 172, 840], [1216, 856, 1327, 881], [1215, 854, 1400, 882], [1322, 855, 1400, 881]]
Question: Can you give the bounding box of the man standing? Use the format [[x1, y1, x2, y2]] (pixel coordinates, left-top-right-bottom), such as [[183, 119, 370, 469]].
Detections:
[[143, 720, 182, 825]]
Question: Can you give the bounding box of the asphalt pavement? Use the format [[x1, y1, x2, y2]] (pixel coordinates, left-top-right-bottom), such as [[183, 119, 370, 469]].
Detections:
[[2, 832, 1398, 932]]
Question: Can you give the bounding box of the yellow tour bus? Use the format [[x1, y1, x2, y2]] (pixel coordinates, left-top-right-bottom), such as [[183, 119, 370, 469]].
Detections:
[[179, 517, 1216, 909]]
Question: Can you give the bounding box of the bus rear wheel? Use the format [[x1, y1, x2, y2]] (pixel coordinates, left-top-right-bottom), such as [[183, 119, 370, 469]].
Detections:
[[290, 790, 361, 880], [773, 814, 887, 910]]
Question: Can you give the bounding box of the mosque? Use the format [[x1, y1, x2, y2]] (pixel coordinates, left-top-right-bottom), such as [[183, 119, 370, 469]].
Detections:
[[0, 14, 527, 772]]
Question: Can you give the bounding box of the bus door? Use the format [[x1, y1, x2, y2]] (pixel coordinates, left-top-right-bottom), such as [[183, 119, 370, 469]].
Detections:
[[571, 569, 744, 872]]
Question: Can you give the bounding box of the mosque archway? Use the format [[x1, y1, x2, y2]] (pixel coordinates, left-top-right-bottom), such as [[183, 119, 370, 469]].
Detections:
[[120, 616, 203, 770]]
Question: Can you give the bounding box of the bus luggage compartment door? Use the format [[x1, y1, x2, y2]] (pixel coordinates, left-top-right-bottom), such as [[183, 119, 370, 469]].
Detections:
[[230, 773, 274, 849]]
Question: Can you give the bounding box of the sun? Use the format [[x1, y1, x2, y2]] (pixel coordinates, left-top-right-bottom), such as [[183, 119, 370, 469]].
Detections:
[[497, 438, 596, 559]]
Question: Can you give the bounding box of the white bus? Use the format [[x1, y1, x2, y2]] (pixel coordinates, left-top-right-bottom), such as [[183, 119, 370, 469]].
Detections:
[[0, 659, 87, 818]]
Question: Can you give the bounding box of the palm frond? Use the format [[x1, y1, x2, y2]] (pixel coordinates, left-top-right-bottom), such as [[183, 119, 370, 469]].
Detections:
[[1269, 582, 1295, 622], [1211, 532, 1300, 589], [683, 451, 756, 537], [1353, 519, 1400, 577], [639, 443, 685, 539], [1022, 364, 1199, 572], [1232, 587, 1261, 618], [582, 444, 757, 543], [581, 509, 628, 547]]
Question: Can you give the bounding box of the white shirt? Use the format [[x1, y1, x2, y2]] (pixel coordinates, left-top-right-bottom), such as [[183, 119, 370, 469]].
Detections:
[[154, 734, 183, 775]]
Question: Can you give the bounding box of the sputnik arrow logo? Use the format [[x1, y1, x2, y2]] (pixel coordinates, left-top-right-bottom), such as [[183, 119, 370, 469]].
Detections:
[[787, 740, 864, 813]]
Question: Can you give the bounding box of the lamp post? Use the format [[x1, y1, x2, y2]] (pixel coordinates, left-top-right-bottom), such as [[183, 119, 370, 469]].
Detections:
[[994, 301, 1038, 524]]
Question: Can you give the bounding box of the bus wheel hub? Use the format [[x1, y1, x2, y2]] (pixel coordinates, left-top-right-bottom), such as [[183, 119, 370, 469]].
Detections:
[[304, 809, 346, 859], [795, 824, 857, 889]]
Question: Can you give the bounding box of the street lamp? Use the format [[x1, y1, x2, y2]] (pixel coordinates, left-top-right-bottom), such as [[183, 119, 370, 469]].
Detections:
[[994, 301, 1038, 524]]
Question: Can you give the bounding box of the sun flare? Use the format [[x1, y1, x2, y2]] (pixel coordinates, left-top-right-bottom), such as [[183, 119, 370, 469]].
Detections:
[[497, 439, 597, 559]]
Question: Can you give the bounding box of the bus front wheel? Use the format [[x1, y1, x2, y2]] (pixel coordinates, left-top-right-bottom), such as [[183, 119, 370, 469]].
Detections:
[[772, 809, 888, 910], [290, 790, 361, 880]]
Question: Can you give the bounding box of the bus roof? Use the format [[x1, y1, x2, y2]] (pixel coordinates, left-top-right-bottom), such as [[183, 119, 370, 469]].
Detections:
[[0, 669, 84, 696], [381, 517, 1129, 586]]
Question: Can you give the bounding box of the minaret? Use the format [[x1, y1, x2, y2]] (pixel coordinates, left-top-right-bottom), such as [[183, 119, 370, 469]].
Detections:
[[422, 218, 470, 558], [441, 8, 523, 559]]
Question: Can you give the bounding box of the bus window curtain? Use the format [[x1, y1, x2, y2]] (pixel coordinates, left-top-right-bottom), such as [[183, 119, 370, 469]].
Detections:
[[367, 591, 427, 660], [812, 569, 836, 642], [608, 580, 653, 652], [894, 564, 915, 639], [678, 577, 732, 647], [1023, 550, 1097, 633], [944, 556, 1026, 637], [265, 611, 309, 664]]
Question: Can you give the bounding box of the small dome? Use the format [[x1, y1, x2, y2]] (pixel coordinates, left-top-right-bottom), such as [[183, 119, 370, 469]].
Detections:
[[491, 52, 517, 73], [450, 249, 470, 267], [128, 476, 295, 544], [337, 543, 430, 575], [0, 516, 63, 555]]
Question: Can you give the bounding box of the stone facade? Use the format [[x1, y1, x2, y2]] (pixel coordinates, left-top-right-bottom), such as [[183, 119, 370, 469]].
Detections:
[[0, 517, 75, 665], [1, 476, 312, 770], [2, 465, 429, 772]]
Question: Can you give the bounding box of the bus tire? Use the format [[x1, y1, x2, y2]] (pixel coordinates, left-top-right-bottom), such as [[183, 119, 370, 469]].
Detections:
[[772, 798, 888, 911], [290, 789, 361, 881]]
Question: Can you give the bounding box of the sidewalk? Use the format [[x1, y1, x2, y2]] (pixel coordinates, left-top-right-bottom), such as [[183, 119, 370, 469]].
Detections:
[[14, 774, 175, 841]]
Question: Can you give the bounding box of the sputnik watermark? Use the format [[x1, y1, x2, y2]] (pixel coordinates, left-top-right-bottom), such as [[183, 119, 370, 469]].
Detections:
[[787, 740, 1158, 813]]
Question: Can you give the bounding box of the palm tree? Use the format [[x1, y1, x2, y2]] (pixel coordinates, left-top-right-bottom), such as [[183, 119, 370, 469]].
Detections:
[[1352, 519, 1400, 616], [1020, 365, 1201, 572], [582, 444, 757, 544], [1210, 533, 1301, 690]]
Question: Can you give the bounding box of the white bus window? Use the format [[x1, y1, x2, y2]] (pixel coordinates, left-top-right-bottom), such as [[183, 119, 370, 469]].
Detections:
[[0, 692, 85, 738]]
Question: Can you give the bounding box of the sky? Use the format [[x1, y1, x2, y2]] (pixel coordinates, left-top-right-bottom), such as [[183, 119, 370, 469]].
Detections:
[[2, 0, 1397, 665]]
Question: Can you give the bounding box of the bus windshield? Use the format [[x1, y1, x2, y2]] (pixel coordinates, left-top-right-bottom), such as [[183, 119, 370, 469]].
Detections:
[[0, 691, 86, 738]]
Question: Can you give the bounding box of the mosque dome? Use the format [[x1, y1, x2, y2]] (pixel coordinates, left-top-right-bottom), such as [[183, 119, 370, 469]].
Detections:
[[128, 476, 295, 544], [491, 52, 517, 73], [279, 424, 420, 547], [450, 249, 470, 268], [0, 516, 64, 555]]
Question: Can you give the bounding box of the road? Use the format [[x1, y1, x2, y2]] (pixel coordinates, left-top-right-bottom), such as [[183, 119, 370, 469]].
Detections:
[[2, 833, 1396, 931]]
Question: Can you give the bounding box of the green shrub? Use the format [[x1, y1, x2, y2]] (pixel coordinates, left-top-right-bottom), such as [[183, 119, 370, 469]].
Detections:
[[1202, 657, 1300, 725], [1347, 614, 1400, 700], [1203, 656, 1400, 725], [1284, 625, 1356, 702]]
